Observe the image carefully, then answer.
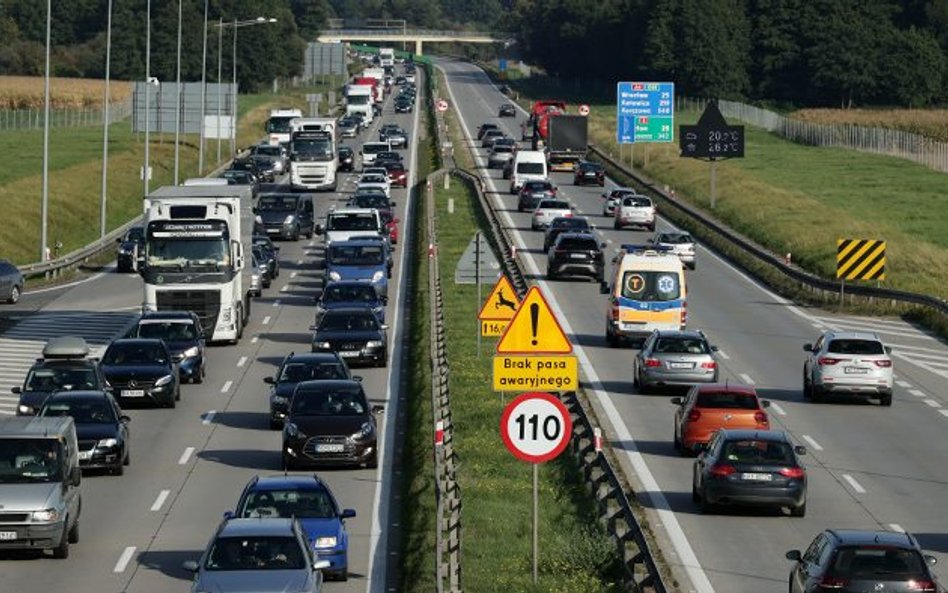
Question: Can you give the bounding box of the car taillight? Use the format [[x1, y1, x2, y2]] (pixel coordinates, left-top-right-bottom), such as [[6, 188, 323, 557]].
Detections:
[[564, 212, 573, 218], [610, 305, 619, 321], [644, 358, 662, 368], [908, 579, 937, 592], [778, 467, 805, 479], [709, 464, 736, 478], [687, 409, 701, 422], [754, 411, 769, 424], [700, 361, 716, 369], [818, 576, 848, 589], [818, 357, 842, 365], [874, 360, 892, 368], [681, 301, 687, 326]]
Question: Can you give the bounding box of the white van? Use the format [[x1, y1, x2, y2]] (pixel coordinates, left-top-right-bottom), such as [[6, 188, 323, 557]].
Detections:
[[509, 150, 548, 194], [360, 141, 392, 169]]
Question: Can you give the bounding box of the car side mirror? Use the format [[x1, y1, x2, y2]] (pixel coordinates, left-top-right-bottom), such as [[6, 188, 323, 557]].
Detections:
[[761, 400, 771, 408], [182, 560, 200, 573], [670, 397, 683, 405], [222, 510, 234, 520], [11, 386, 20, 394], [803, 343, 812, 352], [710, 345, 719, 352], [785, 550, 802, 562], [341, 508, 356, 519], [372, 405, 384, 414], [120, 415, 131, 423], [794, 445, 807, 456], [599, 283, 609, 295], [263, 376, 275, 385]]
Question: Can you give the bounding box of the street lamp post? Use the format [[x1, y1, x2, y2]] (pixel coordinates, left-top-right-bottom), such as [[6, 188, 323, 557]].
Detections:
[[40, 0, 51, 261], [143, 0, 152, 197], [198, 0, 208, 174], [99, 0, 113, 239], [173, 0, 182, 184], [216, 16, 222, 164]]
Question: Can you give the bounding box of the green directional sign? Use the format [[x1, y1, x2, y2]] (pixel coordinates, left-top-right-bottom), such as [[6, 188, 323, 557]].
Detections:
[[634, 116, 674, 143]]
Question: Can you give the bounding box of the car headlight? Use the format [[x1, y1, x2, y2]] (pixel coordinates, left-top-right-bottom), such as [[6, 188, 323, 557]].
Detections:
[[352, 421, 375, 441], [313, 341, 332, 350], [283, 215, 295, 225], [181, 346, 200, 358], [271, 395, 289, 405], [285, 423, 305, 439], [117, 246, 130, 255], [154, 374, 173, 387], [372, 271, 385, 283], [314, 536, 338, 549], [366, 340, 384, 348], [18, 404, 33, 415], [97, 438, 118, 448], [328, 271, 341, 282], [31, 509, 60, 522]]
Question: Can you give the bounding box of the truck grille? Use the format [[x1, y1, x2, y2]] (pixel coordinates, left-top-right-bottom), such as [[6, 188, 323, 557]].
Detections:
[[156, 290, 221, 335]]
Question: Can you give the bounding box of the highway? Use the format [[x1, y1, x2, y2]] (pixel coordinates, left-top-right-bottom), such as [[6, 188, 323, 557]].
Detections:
[[0, 79, 420, 593], [437, 58, 948, 593]]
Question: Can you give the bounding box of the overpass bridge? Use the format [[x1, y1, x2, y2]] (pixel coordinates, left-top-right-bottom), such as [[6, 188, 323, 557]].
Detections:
[[316, 29, 512, 56]]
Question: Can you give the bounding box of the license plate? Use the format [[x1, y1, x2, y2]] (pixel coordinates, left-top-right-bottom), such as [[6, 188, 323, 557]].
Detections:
[[668, 362, 693, 369], [315, 444, 345, 453], [122, 389, 145, 398], [78, 451, 93, 461], [741, 473, 773, 481], [844, 367, 868, 374], [0, 532, 16, 541], [339, 351, 359, 358], [570, 253, 587, 259]]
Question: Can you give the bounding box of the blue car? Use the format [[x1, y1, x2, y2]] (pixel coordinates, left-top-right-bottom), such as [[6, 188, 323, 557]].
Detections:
[[324, 239, 389, 298], [317, 280, 386, 324], [230, 474, 355, 581]]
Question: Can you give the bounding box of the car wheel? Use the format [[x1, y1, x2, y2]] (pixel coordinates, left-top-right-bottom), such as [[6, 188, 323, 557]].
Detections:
[[338, 568, 349, 582], [606, 329, 618, 348], [692, 483, 700, 503], [123, 446, 130, 466], [292, 226, 300, 241], [165, 396, 176, 409], [802, 372, 812, 401], [195, 365, 205, 385], [699, 491, 716, 514], [67, 519, 79, 544], [880, 393, 893, 406], [111, 461, 124, 476], [8, 285, 20, 304], [546, 267, 556, 280], [674, 429, 682, 452], [52, 525, 70, 558], [789, 499, 807, 517], [688, 262, 696, 271], [175, 386, 181, 401], [613, 220, 621, 230], [365, 451, 379, 469], [269, 418, 282, 430], [810, 383, 823, 403]]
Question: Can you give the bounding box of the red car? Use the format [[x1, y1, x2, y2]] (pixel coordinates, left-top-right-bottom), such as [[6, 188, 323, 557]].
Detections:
[[383, 162, 408, 188], [381, 210, 399, 245]]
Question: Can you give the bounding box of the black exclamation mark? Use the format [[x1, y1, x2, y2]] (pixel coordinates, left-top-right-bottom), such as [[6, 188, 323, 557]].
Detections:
[[530, 303, 539, 346]]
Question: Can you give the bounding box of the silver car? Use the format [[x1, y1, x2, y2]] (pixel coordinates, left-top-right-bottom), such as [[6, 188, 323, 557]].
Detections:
[[184, 518, 330, 593], [634, 330, 719, 393], [488, 144, 516, 168], [652, 231, 696, 270], [803, 331, 893, 405]]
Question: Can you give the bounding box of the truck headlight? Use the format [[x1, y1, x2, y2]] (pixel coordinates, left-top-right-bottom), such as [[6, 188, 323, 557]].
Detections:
[[154, 374, 173, 387], [314, 536, 338, 548], [329, 271, 341, 282], [372, 271, 385, 283], [31, 509, 60, 522], [283, 215, 295, 225], [97, 438, 119, 448], [220, 307, 233, 322]]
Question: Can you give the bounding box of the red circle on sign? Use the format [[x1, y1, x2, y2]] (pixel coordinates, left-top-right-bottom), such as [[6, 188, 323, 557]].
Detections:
[[500, 392, 573, 464], [436, 99, 449, 112], [578, 104, 590, 116]]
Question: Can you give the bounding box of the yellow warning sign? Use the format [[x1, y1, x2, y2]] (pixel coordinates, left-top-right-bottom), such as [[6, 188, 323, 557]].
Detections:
[[493, 355, 578, 391], [495, 286, 573, 354], [477, 276, 520, 321], [481, 320, 510, 337]]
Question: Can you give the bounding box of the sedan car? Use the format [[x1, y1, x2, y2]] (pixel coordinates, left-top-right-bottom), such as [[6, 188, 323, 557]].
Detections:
[[316, 281, 386, 324], [310, 307, 388, 366], [601, 187, 638, 216], [282, 379, 383, 469], [183, 518, 330, 593], [498, 103, 517, 117], [38, 390, 130, 475], [651, 232, 696, 270], [692, 429, 807, 516], [531, 199, 573, 230], [337, 117, 358, 138], [487, 143, 516, 169], [357, 173, 391, 198], [481, 129, 506, 148], [231, 475, 356, 580], [672, 383, 770, 455], [250, 155, 278, 182], [338, 146, 355, 172], [543, 216, 593, 251], [265, 352, 353, 429], [379, 124, 408, 149], [517, 179, 557, 212], [803, 331, 893, 405], [115, 226, 144, 273], [394, 96, 413, 113], [546, 232, 604, 282], [130, 311, 206, 384], [634, 329, 718, 393], [573, 161, 605, 186], [252, 234, 280, 279], [476, 122, 500, 140], [251, 247, 271, 293], [101, 338, 180, 408], [382, 161, 408, 188]]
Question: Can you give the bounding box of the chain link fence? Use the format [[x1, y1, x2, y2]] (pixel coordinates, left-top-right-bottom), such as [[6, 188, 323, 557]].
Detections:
[[0, 97, 132, 131]]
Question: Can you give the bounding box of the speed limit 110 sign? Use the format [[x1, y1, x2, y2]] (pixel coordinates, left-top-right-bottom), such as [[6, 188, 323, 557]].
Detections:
[[500, 392, 573, 463]]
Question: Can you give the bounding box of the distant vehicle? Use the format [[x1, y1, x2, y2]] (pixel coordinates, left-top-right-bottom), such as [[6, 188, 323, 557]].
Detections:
[[14, 336, 105, 416], [256, 193, 315, 241], [601, 187, 638, 216], [802, 331, 893, 406], [573, 161, 605, 186], [250, 143, 287, 174], [634, 329, 718, 392], [356, 173, 391, 199], [393, 96, 413, 113], [476, 122, 499, 140], [498, 103, 517, 117], [264, 352, 352, 429], [517, 179, 558, 213], [338, 146, 355, 172], [543, 216, 593, 251], [499, 84, 512, 95], [614, 195, 656, 231], [228, 158, 263, 182], [101, 338, 180, 408], [545, 114, 588, 171], [310, 307, 389, 367], [546, 232, 604, 282], [671, 383, 771, 455], [220, 170, 260, 199], [530, 198, 573, 230], [0, 260, 22, 304], [510, 150, 548, 194], [320, 208, 383, 247], [651, 232, 696, 270], [115, 226, 144, 273], [265, 107, 303, 146], [252, 234, 280, 279], [39, 390, 130, 475], [359, 142, 392, 168], [130, 311, 206, 384], [324, 239, 389, 298], [250, 250, 266, 296], [487, 143, 516, 169], [249, 154, 277, 182], [481, 129, 506, 148], [381, 161, 408, 188], [378, 124, 408, 149], [337, 117, 358, 138], [316, 281, 386, 324]]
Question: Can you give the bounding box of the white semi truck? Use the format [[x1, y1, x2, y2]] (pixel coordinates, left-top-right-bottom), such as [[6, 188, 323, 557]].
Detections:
[[266, 108, 303, 147], [140, 185, 255, 343], [345, 84, 374, 124], [288, 117, 337, 192], [379, 48, 395, 68]]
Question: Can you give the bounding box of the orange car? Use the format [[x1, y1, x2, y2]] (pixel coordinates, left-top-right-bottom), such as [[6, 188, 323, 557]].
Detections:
[[671, 383, 770, 455]]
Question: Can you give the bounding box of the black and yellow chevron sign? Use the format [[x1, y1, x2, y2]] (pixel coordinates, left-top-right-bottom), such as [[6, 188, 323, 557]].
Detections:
[[836, 239, 886, 280]]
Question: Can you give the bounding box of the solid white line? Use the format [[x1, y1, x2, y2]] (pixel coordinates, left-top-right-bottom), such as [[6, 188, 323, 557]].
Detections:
[[801, 435, 824, 451], [843, 474, 866, 493], [910, 389, 926, 397], [291, 271, 298, 278], [739, 373, 755, 385], [178, 447, 194, 465], [221, 380, 232, 393], [272, 300, 280, 307], [262, 316, 271, 325], [113, 546, 137, 573], [939, 409, 948, 418], [237, 356, 247, 368], [896, 380, 912, 388], [716, 350, 730, 360], [924, 399, 941, 408], [202, 410, 216, 425], [769, 402, 787, 416], [150, 490, 170, 512], [23, 269, 111, 296], [889, 523, 905, 533]]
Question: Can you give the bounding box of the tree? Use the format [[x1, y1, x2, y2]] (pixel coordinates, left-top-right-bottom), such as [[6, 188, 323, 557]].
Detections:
[[673, 0, 751, 99], [291, 0, 332, 40], [641, 0, 678, 79], [878, 26, 946, 106], [748, 0, 807, 102]]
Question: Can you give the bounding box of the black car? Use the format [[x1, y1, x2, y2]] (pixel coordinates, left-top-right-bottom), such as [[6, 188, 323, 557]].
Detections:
[[220, 170, 260, 199], [252, 234, 280, 279], [338, 146, 355, 172], [13, 336, 106, 416], [498, 103, 517, 117], [249, 155, 277, 182], [228, 157, 263, 182], [693, 429, 807, 516], [310, 307, 388, 367], [787, 529, 940, 593], [101, 338, 180, 408], [394, 97, 413, 113], [573, 161, 605, 186], [375, 151, 403, 164], [264, 352, 354, 429], [282, 379, 383, 470], [39, 390, 130, 475], [543, 216, 594, 251], [256, 193, 315, 241], [317, 280, 387, 324], [517, 180, 558, 212], [115, 226, 144, 273], [129, 311, 206, 384], [546, 232, 605, 282]]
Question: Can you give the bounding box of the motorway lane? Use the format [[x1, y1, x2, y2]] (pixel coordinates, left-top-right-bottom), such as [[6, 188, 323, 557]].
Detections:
[[0, 81, 420, 593], [439, 59, 948, 593]]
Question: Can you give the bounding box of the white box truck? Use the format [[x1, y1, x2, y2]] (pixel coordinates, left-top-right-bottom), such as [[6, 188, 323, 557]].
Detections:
[[346, 84, 374, 124], [266, 108, 303, 147], [288, 117, 337, 192], [379, 48, 395, 68]]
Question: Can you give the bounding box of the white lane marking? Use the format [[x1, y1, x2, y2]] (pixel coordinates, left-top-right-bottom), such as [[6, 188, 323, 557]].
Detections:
[[251, 336, 259, 344], [801, 435, 824, 451], [716, 350, 730, 360], [939, 409, 948, 418], [237, 356, 247, 368], [739, 373, 755, 384], [811, 322, 824, 329], [291, 271, 298, 278], [924, 399, 941, 408], [150, 490, 170, 512], [22, 269, 111, 295], [202, 410, 216, 425], [307, 241, 315, 247], [843, 474, 866, 493], [262, 316, 271, 325], [896, 380, 912, 388], [178, 447, 194, 465], [910, 389, 926, 398], [221, 380, 233, 393], [769, 402, 787, 416], [297, 259, 303, 265], [281, 285, 289, 292], [889, 523, 905, 533], [113, 546, 137, 573], [272, 300, 280, 307]]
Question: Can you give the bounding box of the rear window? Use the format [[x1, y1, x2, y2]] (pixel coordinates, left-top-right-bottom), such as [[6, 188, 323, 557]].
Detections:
[[695, 392, 759, 409], [539, 200, 569, 210], [721, 440, 793, 465], [829, 547, 926, 580], [654, 338, 709, 355], [826, 339, 885, 355], [557, 237, 598, 251], [363, 144, 388, 155], [657, 233, 693, 244], [493, 146, 513, 153], [517, 162, 545, 175], [524, 181, 550, 191], [624, 197, 653, 207]]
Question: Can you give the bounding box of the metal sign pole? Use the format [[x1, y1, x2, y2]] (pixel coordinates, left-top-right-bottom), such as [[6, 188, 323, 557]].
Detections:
[[710, 158, 717, 209], [533, 462, 539, 585], [476, 231, 482, 357]]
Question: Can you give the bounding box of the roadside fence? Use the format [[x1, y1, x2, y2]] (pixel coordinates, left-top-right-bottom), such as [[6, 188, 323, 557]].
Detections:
[[0, 97, 132, 132]]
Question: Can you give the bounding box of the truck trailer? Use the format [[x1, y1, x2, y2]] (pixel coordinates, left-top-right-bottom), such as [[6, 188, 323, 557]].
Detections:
[[545, 115, 588, 171]]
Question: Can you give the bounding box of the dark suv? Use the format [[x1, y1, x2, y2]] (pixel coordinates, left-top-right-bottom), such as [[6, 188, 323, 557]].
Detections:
[[546, 232, 605, 282], [264, 352, 354, 429], [787, 530, 940, 593], [129, 311, 206, 384], [13, 336, 106, 416]]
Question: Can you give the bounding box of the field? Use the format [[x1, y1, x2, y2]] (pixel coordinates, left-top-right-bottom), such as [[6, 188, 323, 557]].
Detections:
[[0, 75, 133, 109], [791, 108, 948, 142]]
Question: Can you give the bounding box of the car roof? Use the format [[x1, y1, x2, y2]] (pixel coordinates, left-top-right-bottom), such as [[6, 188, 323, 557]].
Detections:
[[694, 383, 758, 396], [219, 518, 297, 538], [44, 390, 112, 402], [140, 311, 197, 322], [715, 429, 790, 443], [652, 329, 707, 340], [822, 331, 882, 341], [282, 352, 344, 364], [108, 338, 166, 347], [825, 529, 917, 548], [248, 474, 330, 492]]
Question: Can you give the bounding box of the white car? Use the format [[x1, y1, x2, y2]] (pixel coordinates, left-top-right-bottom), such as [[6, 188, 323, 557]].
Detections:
[[601, 187, 637, 216], [651, 231, 696, 270], [357, 173, 391, 198], [531, 199, 573, 231], [614, 195, 655, 231], [803, 331, 894, 405], [362, 167, 389, 179]]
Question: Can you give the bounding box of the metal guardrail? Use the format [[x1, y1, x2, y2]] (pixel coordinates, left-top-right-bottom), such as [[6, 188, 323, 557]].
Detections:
[[20, 216, 143, 280]]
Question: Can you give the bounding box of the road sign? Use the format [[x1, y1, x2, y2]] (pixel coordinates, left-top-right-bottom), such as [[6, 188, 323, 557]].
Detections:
[[455, 233, 500, 284], [578, 104, 590, 116], [837, 239, 886, 280], [478, 275, 520, 337], [679, 101, 745, 159], [499, 58, 508, 72], [617, 81, 674, 144], [436, 99, 449, 112], [496, 286, 572, 354], [500, 392, 573, 463], [492, 355, 578, 392]]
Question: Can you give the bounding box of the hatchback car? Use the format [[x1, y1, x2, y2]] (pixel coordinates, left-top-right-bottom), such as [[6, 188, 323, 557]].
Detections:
[[252, 235, 280, 279], [574, 161, 605, 186], [230, 475, 356, 580], [183, 518, 330, 593], [693, 429, 807, 516], [115, 226, 145, 273], [476, 122, 500, 140], [543, 216, 594, 251], [546, 233, 604, 282], [786, 529, 940, 592], [488, 143, 516, 169], [803, 331, 894, 405], [531, 199, 573, 230], [129, 311, 206, 383], [634, 330, 719, 393], [481, 129, 506, 148], [671, 383, 771, 455], [517, 180, 558, 212], [651, 232, 696, 270], [325, 239, 389, 298], [614, 195, 656, 231], [498, 103, 517, 117], [282, 379, 384, 469], [310, 307, 389, 367], [100, 338, 180, 408], [39, 390, 131, 475], [338, 117, 358, 138], [265, 352, 353, 429]]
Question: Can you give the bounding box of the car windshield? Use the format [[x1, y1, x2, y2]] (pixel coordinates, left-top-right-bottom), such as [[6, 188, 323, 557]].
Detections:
[[363, 144, 388, 155], [266, 116, 295, 133], [339, 148, 353, 157], [0, 439, 64, 483], [41, 399, 116, 424], [524, 182, 551, 191], [696, 392, 759, 409], [826, 339, 885, 355], [658, 233, 693, 244], [493, 146, 513, 154], [721, 440, 793, 465], [581, 163, 602, 172], [240, 488, 337, 520], [322, 283, 379, 304], [279, 361, 348, 383], [351, 195, 389, 209], [318, 312, 379, 332], [102, 343, 168, 365], [654, 338, 709, 354], [329, 244, 384, 266], [254, 146, 281, 157], [360, 175, 387, 184], [830, 547, 927, 580], [258, 196, 298, 211], [205, 536, 306, 571], [557, 237, 598, 251], [327, 214, 378, 232], [25, 367, 97, 391], [620, 271, 681, 301], [291, 386, 368, 416], [137, 321, 198, 341]]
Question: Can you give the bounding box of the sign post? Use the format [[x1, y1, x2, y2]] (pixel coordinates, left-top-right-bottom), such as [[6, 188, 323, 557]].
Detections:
[[679, 101, 745, 208], [477, 275, 520, 337], [500, 392, 573, 585]]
